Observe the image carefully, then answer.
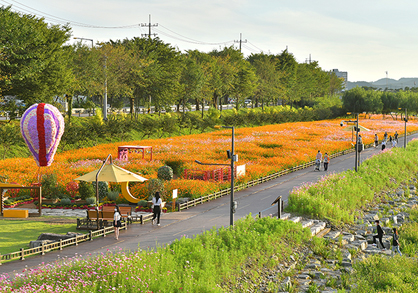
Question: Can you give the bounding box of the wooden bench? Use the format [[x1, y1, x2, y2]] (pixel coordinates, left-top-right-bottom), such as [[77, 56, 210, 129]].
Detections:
[[102, 206, 132, 224]]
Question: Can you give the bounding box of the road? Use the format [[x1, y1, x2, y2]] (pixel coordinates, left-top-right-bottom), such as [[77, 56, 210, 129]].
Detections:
[[0, 133, 416, 277]]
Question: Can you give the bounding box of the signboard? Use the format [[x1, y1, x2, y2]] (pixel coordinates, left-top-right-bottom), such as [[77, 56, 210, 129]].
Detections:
[[172, 189, 178, 199]]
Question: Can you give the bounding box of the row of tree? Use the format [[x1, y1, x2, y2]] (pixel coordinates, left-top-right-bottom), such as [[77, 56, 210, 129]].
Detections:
[[342, 87, 418, 115], [0, 6, 345, 118]]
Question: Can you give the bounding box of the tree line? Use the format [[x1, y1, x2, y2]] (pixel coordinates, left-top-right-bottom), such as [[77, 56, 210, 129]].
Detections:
[[342, 87, 418, 116], [0, 6, 345, 118]]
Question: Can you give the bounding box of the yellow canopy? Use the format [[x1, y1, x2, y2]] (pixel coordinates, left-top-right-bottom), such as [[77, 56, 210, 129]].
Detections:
[[343, 125, 370, 132], [0, 183, 23, 188], [74, 163, 147, 183]]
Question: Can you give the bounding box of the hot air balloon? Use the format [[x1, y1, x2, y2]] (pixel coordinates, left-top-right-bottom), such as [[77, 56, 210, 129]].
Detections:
[[20, 103, 65, 167]]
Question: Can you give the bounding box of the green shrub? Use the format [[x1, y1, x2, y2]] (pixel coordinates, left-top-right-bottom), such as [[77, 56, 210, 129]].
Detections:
[[78, 181, 95, 200], [60, 198, 71, 205], [41, 173, 59, 199], [138, 199, 148, 207], [106, 191, 119, 202], [157, 165, 174, 181], [86, 197, 96, 205], [164, 159, 186, 177], [92, 181, 109, 199], [147, 178, 165, 200]]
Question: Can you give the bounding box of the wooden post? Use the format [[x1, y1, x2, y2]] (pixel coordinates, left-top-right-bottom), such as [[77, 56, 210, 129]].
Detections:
[[59, 239, 63, 250], [89, 230, 93, 241], [20, 248, 25, 260], [278, 197, 282, 219], [41, 242, 45, 255]]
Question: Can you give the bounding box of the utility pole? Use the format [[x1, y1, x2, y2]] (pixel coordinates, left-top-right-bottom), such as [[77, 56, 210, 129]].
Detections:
[[141, 14, 158, 39], [234, 33, 247, 52], [103, 56, 108, 121]]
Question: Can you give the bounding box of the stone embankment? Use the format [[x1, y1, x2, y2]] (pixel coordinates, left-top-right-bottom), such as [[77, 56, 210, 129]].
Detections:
[[233, 182, 417, 293]]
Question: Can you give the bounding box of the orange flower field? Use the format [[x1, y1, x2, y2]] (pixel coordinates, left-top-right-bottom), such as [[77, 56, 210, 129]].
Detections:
[[2, 116, 418, 200]]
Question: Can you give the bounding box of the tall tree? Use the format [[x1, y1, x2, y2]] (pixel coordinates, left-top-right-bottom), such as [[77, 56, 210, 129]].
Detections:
[[0, 6, 73, 105]]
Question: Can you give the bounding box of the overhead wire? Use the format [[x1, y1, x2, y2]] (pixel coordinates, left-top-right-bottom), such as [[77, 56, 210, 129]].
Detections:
[[1, 0, 139, 28], [0, 1, 266, 52]]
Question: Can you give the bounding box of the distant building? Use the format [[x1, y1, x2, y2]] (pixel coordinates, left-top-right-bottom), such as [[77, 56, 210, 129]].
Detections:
[[332, 69, 348, 89]]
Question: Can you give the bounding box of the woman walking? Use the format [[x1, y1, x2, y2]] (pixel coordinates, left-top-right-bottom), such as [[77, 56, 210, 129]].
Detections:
[[392, 228, 402, 256], [152, 191, 162, 226], [113, 205, 122, 240]]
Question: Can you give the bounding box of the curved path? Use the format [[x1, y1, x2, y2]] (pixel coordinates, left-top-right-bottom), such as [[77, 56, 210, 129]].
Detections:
[[1, 133, 416, 277]]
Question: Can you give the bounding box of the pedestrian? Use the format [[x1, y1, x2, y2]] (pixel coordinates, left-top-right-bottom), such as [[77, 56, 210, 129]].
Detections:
[[374, 134, 379, 148], [389, 135, 392, 143], [323, 152, 330, 171], [316, 150, 322, 161], [384, 131, 388, 141], [392, 139, 397, 148], [382, 140, 386, 151], [113, 205, 122, 240], [392, 228, 402, 256], [394, 131, 399, 143], [152, 191, 162, 226], [372, 220, 386, 250]]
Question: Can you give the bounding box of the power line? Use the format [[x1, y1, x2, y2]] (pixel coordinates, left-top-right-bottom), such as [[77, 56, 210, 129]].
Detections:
[[1, 0, 139, 28], [140, 14, 158, 38]]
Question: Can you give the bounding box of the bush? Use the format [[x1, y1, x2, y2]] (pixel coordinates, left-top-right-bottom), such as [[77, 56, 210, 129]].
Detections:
[[147, 178, 165, 200], [158, 165, 174, 181], [78, 181, 95, 200], [138, 199, 148, 207], [164, 159, 186, 177], [86, 197, 96, 205], [60, 198, 71, 205], [92, 181, 109, 199], [106, 191, 119, 202], [41, 173, 59, 199]]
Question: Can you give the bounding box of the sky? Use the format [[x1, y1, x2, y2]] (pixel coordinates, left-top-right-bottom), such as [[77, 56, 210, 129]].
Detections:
[[1, 0, 417, 82]]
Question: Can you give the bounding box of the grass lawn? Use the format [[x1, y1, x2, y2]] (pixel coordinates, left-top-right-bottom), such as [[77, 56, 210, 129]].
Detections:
[[0, 218, 85, 255]]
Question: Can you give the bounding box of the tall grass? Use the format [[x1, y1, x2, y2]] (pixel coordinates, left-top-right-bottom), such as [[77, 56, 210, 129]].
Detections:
[[0, 216, 311, 292], [288, 140, 418, 225]]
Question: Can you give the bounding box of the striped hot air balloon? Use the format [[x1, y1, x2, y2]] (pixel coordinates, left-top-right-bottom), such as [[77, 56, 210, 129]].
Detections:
[[20, 103, 65, 167]]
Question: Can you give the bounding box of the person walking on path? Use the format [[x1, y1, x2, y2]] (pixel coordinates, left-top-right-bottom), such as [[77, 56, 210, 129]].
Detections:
[[316, 150, 322, 161], [152, 191, 162, 226], [113, 205, 122, 240], [323, 152, 330, 171], [382, 140, 386, 151], [394, 131, 399, 143], [384, 132, 388, 141], [392, 228, 402, 256], [392, 139, 397, 148], [373, 220, 386, 250], [374, 134, 379, 148]]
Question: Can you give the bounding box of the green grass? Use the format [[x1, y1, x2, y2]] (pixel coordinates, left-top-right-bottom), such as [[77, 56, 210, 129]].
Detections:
[[1, 216, 312, 292], [287, 140, 418, 225], [0, 219, 83, 255]]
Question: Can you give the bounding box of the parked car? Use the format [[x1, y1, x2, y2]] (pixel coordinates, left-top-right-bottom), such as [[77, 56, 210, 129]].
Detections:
[[244, 99, 252, 105]]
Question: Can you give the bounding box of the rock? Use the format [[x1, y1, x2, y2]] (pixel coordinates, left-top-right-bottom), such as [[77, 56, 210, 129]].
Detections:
[[29, 239, 55, 248], [37, 233, 79, 242]]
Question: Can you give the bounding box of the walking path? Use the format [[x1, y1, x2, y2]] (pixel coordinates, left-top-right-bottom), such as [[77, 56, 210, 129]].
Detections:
[[1, 133, 416, 277]]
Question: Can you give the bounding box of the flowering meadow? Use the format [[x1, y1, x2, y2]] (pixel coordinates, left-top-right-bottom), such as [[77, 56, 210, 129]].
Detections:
[[0, 216, 311, 292], [1, 116, 418, 201], [288, 139, 418, 225]]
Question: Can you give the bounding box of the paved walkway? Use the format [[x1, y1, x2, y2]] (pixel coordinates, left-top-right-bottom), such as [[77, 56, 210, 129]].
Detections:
[[1, 133, 416, 277]]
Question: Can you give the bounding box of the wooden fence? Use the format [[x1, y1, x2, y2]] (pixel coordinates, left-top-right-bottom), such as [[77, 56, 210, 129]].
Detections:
[[178, 147, 361, 211]]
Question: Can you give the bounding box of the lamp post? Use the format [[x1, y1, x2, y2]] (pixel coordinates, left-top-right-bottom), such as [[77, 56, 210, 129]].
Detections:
[[73, 37, 94, 48], [399, 108, 407, 148], [195, 125, 236, 226], [340, 113, 360, 172]]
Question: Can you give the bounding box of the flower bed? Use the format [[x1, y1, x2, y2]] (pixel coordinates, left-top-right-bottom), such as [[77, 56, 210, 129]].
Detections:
[[2, 117, 418, 201]]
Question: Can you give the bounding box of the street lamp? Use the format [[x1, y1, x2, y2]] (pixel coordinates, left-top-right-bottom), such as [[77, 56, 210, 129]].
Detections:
[[398, 108, 408, 148], [73, 37, 94, 48], [340, 113, 361, 172], [195, 125, 237, 226]]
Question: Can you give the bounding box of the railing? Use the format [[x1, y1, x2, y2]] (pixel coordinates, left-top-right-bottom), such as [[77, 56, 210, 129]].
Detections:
[[178, 147, 357, 212], [0, 221, 128, 265]]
